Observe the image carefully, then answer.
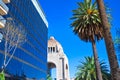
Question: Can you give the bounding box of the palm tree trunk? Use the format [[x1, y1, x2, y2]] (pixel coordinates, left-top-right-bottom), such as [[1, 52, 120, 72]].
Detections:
[[92, 41, 103, 80], [96, 0, 120, 80]]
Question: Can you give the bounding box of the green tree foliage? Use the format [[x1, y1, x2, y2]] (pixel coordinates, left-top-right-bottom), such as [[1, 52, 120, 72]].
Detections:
[[0, 71, 5, 80], [70, 0, 103, 42], [75, 56, 111, 80]]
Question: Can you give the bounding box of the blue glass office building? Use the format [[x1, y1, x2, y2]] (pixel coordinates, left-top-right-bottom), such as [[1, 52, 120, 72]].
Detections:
[[0, 0, 48, 79]]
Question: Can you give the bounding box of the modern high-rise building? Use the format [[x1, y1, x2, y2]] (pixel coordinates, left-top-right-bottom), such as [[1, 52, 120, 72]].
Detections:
[[0, 0, 48, 80]]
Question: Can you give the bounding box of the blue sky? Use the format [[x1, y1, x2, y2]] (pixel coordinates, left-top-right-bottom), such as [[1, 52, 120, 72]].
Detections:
[[39, 0, 120, 78]]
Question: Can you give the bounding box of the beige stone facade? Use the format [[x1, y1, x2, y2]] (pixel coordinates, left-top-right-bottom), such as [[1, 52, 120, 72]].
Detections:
[[47, 36, 70, 80]]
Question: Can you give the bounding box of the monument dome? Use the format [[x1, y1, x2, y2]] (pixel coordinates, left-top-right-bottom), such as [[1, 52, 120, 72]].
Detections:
[[48, 36, 63, 53]]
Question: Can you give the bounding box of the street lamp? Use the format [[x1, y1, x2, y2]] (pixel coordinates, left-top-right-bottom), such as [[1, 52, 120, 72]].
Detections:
[[60, 56, 65, 80]]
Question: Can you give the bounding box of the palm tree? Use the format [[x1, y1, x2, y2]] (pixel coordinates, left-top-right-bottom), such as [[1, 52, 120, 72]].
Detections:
[[75, 56, 111, 80], [96, 0, 120, 80], [70, 0, 103, 80]]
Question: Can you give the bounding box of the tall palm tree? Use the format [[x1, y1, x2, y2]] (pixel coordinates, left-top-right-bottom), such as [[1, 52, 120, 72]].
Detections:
[[96, 0, 120, 80], [75, 56, 111, 80], [70, 0, 103, 80]]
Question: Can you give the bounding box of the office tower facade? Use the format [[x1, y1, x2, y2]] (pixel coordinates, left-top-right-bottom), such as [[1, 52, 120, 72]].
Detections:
[[0, 0, 48, 80]]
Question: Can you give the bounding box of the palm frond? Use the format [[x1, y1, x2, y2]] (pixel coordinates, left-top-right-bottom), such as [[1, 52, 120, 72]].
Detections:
[[70, 0, 104, 42], [75, 56, 111, 80]]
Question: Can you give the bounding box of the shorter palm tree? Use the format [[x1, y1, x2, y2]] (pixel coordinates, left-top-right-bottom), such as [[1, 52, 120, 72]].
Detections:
[[75, 56, 111, 80]]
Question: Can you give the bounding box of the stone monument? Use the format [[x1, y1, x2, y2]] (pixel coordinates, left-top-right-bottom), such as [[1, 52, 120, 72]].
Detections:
[[47, 36, 70, 80]]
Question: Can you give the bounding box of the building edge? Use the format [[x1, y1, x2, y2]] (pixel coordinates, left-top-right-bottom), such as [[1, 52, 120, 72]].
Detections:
[[31, 0, 48, 27]]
